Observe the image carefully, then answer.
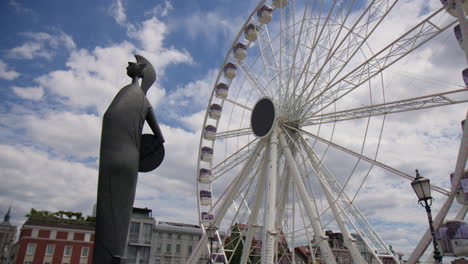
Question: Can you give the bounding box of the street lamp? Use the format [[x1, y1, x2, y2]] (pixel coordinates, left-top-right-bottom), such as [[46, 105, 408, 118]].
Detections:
[[411, 169, 443, 264], [206, 226, 217, 264]]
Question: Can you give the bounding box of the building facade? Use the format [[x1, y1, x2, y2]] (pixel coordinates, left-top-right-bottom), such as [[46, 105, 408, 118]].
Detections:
[[152, 221, 209, 264], [126, 208, 155, 264], [0, 208, 17, 264], [12, 217, 94, 264]]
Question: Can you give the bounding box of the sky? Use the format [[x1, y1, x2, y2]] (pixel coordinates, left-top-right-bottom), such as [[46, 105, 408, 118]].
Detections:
[[0, 0, 467, 261]]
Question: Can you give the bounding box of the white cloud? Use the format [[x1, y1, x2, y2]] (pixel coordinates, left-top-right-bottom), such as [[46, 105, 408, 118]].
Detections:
[[11, 86, 44, 100], [0, 144, 97, 227], [8, 0, 34, 15], [8, 31, 76, 60], [23, 112, 101, 159], [145, 0, 173, 18], [0, 60, 20, 80], [109, 0, 127, 25]]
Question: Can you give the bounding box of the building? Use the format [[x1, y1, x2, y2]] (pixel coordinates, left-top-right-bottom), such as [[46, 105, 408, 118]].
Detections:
[[0, 208, 17, 264], [126, 207, 155, 264], [12, 211, 94, 264], [151, 221, 209, 264]]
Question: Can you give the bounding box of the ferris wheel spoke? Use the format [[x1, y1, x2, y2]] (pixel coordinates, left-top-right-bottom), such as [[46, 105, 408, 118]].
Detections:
[[278, 128, 338, 264], [215, 127, 253, 140], [289, 125, 450, 196], [211, 139, 258, 181], [300, 7, 457, 118], [299, 89, 468, 125], [236, 59, 272, 98], [213, 140, 265, 228], [290, 0, 356, 108], [240, 149, 269, 264], [299, 0, 397, 111], [296, 133, 389, 264], [257, 24, 280, 98]]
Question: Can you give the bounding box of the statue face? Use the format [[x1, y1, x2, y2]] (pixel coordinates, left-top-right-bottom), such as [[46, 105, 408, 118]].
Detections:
[[127, 63, 140, 78]]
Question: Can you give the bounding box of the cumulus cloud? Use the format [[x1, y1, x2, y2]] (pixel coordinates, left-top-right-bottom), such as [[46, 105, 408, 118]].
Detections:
[[0, 60, 20, 80], [109, 0, 127, 25], [145, 0, 174, 18], [11, 86, 44, 100], [7, 31, 76, 60]]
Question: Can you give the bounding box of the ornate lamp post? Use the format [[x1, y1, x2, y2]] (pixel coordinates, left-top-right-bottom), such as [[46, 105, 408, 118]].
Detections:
[[411, 169, 443, 264]]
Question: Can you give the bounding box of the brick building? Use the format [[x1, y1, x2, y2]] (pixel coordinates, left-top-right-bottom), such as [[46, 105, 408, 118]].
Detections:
[[12, 216, 94, 264]]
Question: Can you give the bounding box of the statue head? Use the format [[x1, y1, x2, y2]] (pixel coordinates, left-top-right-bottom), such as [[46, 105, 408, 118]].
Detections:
[[126, 62, 146, 79], [135, 55, 156, 94]]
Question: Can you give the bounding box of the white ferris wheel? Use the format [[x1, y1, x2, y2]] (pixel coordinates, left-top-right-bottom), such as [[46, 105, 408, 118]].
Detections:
[[189, 0, 468, 263]]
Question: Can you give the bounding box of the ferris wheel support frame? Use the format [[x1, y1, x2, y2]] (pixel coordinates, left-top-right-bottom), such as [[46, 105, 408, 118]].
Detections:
[[278, 129, 337, 264], [297, 135, 375, 264]]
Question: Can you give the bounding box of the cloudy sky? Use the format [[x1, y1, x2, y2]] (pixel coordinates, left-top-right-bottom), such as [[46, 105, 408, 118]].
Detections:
[[0, 0, 467, 261]]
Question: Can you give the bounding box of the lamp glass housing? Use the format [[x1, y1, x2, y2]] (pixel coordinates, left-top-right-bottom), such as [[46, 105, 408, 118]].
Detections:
[[411, 176, 432, 201]]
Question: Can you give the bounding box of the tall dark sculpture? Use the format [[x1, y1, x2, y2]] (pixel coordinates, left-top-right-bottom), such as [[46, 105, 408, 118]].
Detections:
[[93, 55, 165, 264]]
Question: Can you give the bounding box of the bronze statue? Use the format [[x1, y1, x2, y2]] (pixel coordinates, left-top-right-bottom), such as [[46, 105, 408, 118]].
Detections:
[[93, 55, 165, 264]]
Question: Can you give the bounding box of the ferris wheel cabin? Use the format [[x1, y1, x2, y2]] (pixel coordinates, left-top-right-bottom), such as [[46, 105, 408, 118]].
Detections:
[[244, 23, 258, 42], [450, 170, 468, 205], [257, 5, 273, 24], [215, 83, 229, 99], [198, 168, 212, 184], [201, 147, 214, 162], [204, 125, 217, 141], [233, 43, 248, 60], [440, 0, 468, 17], [209, 104, 222, 120], [223, 62, 237, 79], [199, 190, 212, 206], [201, 212, 214, 228], [436, 220, 468, 256]]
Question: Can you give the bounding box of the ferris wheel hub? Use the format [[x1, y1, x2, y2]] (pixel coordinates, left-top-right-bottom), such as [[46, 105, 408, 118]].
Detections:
[[251, 97, 276, 138]]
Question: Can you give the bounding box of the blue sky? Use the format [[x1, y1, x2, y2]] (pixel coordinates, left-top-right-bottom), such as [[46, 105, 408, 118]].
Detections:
[[0, 0, 467, 260]]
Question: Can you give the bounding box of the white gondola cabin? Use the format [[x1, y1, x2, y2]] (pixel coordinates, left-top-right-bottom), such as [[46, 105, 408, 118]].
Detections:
[[200, 190, 212, 206], [440, 0, 468, 17], [233, 43, 248, 60], [201, 147, 214, 162], [199, 168, 212, 184], [450, 170, 468, 205], [209, 104, 222, 120], [201, 212, 214, 228], [215, 83, 229, 99], [223, 62, 237, 79], [436, 220, 468, 256], [244, 23, 259, 42], [273, 0, 288, 8], [204, 125, 217, 141], [257, 5, 273, 24]]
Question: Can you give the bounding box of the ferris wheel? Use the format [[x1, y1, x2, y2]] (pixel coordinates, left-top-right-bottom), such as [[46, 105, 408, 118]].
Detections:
[[189, 0, 468, 263]]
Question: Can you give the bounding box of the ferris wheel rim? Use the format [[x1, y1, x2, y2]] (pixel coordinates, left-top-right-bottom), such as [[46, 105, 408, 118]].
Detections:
[[191, 1, 467, 263]]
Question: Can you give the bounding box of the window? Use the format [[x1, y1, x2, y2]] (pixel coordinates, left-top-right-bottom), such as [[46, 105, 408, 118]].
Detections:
[[45, 244, 54, 255], [64, 245, 72, 256], [188, 245, 192, 255], [84, 233, 91, 242], [176, 233, 181, 240], [175, 244, 180, 255], [129, 222, 140, 242], [166, 244, 171, 253], [31, 229, 38, 238], [154, 259, 161, 264], [24, 262, 32, 264], [67, 232, 74, 241], [155, 243, 162, 253], [50, 231, 56, 239], [81, 247, 89, 257], [167, 233, 172, 239], [26, 243, 36, 256], [143, 223, 152, 243]]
